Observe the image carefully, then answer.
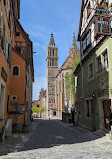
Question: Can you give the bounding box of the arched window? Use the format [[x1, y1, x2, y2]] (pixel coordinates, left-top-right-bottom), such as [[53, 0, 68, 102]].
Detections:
[[12, 66, 20, 76]]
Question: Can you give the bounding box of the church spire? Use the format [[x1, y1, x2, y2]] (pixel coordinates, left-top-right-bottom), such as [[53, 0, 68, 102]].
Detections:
[[72, 33, 77, 50], [49, 33, 55, 46]]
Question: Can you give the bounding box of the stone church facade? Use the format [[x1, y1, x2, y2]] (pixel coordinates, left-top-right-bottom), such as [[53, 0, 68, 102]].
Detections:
[[46, 34, 58, 117]]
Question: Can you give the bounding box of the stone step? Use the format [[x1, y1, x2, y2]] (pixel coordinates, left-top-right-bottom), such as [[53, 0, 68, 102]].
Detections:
[[94, 129, 109, 137]]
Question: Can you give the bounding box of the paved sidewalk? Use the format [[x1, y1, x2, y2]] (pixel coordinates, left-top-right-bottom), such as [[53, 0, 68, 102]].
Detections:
[[0, 119, 38, 156]]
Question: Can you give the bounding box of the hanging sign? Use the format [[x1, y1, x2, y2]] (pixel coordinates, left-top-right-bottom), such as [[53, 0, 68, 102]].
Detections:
[[96, 15, 111, 36]]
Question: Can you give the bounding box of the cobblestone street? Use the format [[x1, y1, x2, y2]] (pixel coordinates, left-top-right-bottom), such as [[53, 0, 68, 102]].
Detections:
[[0, 119, 112, 159]]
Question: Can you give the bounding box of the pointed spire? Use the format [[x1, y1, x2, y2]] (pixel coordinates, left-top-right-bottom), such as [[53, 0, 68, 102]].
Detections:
[[49, 33, 55, 46], [72, 33, 77, 50]]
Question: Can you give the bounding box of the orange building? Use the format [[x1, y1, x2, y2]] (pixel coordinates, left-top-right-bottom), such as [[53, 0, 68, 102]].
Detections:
[[0, 0, 34, 137]]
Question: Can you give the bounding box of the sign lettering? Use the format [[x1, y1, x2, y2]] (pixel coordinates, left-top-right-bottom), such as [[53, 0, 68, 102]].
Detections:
[[96, 16, 111, 36]]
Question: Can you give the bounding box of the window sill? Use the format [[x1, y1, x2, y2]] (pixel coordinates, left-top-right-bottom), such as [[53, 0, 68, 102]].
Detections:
[[8, 111, 24, 114]]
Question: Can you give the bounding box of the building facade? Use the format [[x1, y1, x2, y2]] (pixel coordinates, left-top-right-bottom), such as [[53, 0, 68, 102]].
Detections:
[[75, 0, 112, 131], [55, 34, 79, 119], [46, 34, 58, 117], [0, 0, 34, 136]]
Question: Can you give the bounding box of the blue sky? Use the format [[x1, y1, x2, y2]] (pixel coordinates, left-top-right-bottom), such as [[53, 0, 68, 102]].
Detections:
[[20, 0, 82, 100]]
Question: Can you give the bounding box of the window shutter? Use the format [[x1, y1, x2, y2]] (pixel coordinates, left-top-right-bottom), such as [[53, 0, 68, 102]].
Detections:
[[8, 43, 12, 65]]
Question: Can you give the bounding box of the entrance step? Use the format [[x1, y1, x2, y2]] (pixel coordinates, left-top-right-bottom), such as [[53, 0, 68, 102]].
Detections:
[[94, 129, 109, 137]]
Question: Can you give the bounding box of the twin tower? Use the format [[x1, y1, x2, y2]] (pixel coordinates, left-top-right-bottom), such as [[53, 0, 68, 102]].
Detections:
[[46, 34, 58, 117]]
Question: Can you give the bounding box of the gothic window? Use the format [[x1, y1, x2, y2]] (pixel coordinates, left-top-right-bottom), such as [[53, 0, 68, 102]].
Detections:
[[55, 60, 57, 66], [53, 49, 54, 57], [12, 66, 20, 76], [50, 60, 51, 66], [55, 51, 57, 57], [48, 60, 50, 66], [52, 59, 54, 66], [50, 50, 51, 57]]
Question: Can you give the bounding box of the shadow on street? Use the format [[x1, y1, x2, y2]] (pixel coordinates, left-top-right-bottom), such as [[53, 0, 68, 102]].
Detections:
[[0, 119, 100, 156]]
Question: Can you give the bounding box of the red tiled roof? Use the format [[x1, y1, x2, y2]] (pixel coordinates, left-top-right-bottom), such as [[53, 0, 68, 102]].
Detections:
[[51, 104, 57, 110]]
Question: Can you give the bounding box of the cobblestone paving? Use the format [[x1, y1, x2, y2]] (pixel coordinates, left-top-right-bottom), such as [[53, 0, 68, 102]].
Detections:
[[0, 119, 112, 159]]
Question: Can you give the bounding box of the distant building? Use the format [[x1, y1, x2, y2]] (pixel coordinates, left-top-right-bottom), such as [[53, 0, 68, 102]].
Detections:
[[46, 34, 58, 117], [33, 100, 39, 106], [55, 33, 79, 119]]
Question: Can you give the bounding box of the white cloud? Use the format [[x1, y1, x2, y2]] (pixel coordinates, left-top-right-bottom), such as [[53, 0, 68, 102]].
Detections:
[[33, 76, 46, 100]]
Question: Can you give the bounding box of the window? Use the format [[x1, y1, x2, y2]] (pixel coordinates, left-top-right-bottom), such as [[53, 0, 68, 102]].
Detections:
[[86, 100, 89, 117], [97, 56, 102, 73], [12, 66, 20, 76], [81, 31, 91, 52], [7, 43, 12, 65], [50, 50, 51, 57], [85, 99, 94, 118], [11, 95, 17, 101], [55, 60, 57, 66], [16, 47, 21, 54], [4, 0, 6, 6], [103, 50, 108, 69], [89, 63, 93, 79], [87, 3, 91, 17], [15, 32, 20, 36], [7, 94, 10, 113], [0, 80, 6, 119], [52, 59, 54, 66], [90, 99, 94, 117], [53, 49, 54, 57], [50, 60, 51, 66]]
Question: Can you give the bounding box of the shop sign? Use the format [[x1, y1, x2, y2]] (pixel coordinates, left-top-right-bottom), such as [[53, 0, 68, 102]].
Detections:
[[1, 67, 7, 82], [96, 15, 111, 36]]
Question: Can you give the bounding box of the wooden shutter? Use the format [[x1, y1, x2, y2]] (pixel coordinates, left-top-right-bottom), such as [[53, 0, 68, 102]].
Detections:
[[8, 43, 12, 65]]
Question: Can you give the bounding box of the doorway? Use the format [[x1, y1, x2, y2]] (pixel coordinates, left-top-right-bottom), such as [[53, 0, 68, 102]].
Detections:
[[103, 100, 111, 130], [0, 80, 6, 120]]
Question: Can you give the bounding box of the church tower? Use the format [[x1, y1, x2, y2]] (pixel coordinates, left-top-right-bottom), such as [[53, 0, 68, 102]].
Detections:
[[46, 34, 58, 117]]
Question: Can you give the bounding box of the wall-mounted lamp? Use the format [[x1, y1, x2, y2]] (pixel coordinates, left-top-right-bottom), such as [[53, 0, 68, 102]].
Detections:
[[80, 97, 83, 100], [92, 94, 96, 99]]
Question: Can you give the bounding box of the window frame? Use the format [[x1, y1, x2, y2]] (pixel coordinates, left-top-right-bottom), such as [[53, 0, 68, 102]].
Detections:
[[12, 65, 20, 77], [88, 61, 94, 80], [85, 99, 94, 118], [81, 30, 91, 53], [11, 95, 17, 101]]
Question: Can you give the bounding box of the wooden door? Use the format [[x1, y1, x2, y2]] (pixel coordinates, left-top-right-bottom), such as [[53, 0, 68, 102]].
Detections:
[[103, 100, 111, 129]]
